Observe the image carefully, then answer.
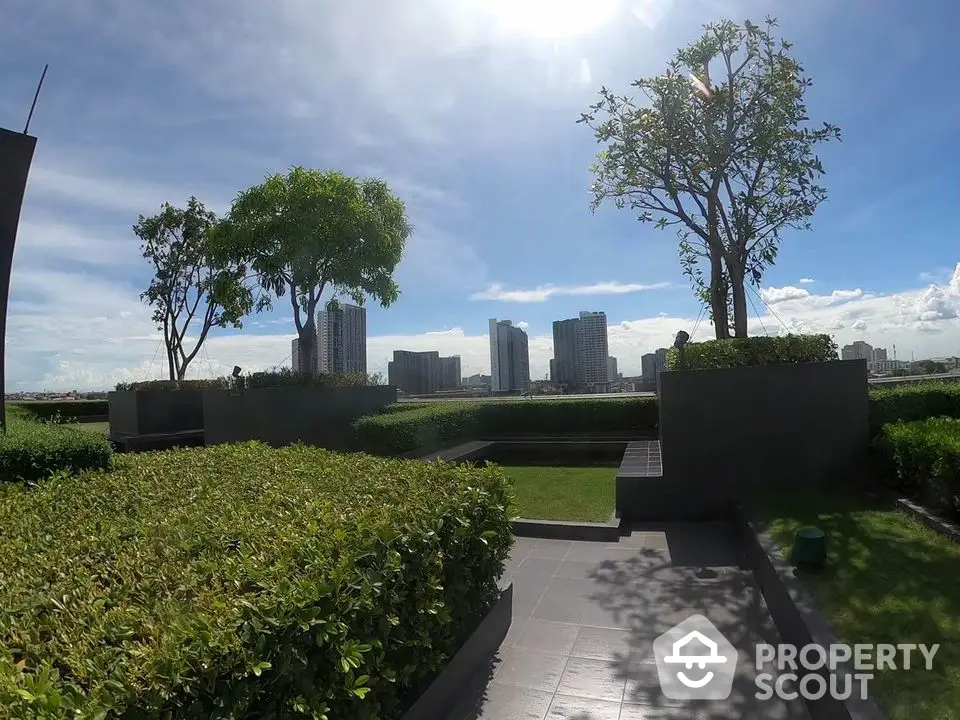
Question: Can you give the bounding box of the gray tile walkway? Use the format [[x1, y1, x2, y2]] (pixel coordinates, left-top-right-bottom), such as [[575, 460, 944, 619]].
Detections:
[[450, 523, 811, 720], [617, 441, 663, 478]]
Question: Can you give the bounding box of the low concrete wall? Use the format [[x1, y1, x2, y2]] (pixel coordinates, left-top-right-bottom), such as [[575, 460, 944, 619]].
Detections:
[[658, 360, 869, 506], [203, 385, 397, 449], [108, 390, 204, 437]]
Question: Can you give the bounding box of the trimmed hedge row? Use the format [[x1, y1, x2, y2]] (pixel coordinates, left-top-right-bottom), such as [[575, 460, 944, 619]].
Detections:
[[351, 398, 660, 456], [0, 442, 513, 719], [868, 382, 960, 434], [875, 418, 960, 517], [116, 370, 377, 392], [0, 418, 112, 483], [665, 334, 837, 370], [8, 400, 108, 421]]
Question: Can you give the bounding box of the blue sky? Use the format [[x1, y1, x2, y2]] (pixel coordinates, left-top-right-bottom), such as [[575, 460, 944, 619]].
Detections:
[[2, 0, 959, 390]]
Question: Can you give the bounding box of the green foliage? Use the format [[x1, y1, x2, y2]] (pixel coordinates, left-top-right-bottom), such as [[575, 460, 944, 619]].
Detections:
[[114, 378, 231, 391], [135, 197, 257, 380], [352, 398, 660, 456], [581, 18, 841, 337], [665, 334, 838, 370], [875, 418, 960, 516], [8, 400, 108, 421], [245, 368, 374, 389], [868, 382, 960, 435], [0, 418, 112, 484], [215, 168, 413, 374], [0, 443, 512, 719]]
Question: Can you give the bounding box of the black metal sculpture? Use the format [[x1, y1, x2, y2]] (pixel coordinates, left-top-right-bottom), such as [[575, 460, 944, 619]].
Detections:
[[0, 66, 45, 430]]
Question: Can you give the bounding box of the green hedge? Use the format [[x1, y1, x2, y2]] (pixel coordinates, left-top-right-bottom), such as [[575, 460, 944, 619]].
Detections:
[[665, 334, 838, 370], [868, 382, 960, 434], [875, 418, 960, 516], [352, 398, 660, 456], [0, 418, 113, 484], [114, 378, 231, 391], [116, 370, 377, 392], [8, 400, 108, 421], [0, 443, 512, 719]]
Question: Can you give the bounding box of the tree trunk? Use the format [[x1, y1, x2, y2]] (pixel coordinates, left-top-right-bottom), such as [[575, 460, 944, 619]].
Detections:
[[708, 245, 730, 340], [299, 314, 319, 376], [728, 262, 749, 338]]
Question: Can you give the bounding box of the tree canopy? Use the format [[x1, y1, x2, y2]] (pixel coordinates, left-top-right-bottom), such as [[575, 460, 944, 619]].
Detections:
[[135, 197, 254, 380], [580, 17, 840, 337], [215, 167, 412, 373]]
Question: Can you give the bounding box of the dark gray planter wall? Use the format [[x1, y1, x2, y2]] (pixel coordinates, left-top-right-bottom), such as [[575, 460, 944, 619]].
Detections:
[[658, 360, 868, 505], [108, 390, 204, 437], [203, 385, 398, 449]]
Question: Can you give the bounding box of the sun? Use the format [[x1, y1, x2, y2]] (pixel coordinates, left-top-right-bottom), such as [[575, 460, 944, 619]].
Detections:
[[469, 0, 621, 41]]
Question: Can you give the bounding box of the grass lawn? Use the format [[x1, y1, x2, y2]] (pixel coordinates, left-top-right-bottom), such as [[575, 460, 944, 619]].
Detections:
[[69, 421, 110, 435], [753, 489, 960, 720], [501, 465, 615, 522]]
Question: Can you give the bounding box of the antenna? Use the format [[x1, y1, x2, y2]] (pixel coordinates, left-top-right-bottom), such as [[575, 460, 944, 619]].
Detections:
[[23, 64, 49, 135]]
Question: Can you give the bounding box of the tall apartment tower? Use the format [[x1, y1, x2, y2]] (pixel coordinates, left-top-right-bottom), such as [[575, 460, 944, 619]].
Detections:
[[551, 318, 580, 388], [489, 319, 531, 393], [576, 311, 610, 392], [318, 303, 367, 374], [388, 350, 441, 395], [291, 338, 300, 373], [439, 355, 462, 391], [841, 340, 873, 361]]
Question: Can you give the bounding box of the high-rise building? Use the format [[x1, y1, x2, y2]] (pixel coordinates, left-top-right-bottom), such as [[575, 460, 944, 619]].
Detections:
[[576, 311, 610, 392], [551, 318, 579, 388], [641, 348, 669, 391], [388, 350, 441, 395], [439, 355, 461, 391], [489, 319, 530, 393], [318, 303, 367, 374], [872, 346, 888, 362], [841, 341, 873, 361], [607, 356, 619, 381]]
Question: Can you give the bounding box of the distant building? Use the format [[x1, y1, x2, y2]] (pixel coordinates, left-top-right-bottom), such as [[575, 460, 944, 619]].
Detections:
[[550, 311, 610, 392], [607, 356, 619, 380], [872, 346, 888, 362], [388, 350, 440, 395], [576, 311, 610, 392], [640, 348, 669, 392], [464, 373, 491, 389], [489, 319, 531, 393], [551, 318, 580, 388], [318, 303, 366, 374], [439, 355, 461, 391], [841, 341, 873, 361]]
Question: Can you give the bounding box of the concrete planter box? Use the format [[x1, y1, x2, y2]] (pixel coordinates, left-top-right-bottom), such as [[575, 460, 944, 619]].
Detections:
[[108, 390, 204, 438], [203, 385, 397, 449], [658, 359, 869, 512]]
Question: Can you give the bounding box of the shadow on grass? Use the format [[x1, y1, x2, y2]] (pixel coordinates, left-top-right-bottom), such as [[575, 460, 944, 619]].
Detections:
[[752, 489, 960, 720]]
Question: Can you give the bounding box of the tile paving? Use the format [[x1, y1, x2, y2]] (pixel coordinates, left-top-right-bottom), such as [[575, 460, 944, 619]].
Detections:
[[449, 523, 811, 720]]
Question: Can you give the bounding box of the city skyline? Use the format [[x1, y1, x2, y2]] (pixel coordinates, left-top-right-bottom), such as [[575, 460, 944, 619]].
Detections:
[[6, 2, 960, 391]]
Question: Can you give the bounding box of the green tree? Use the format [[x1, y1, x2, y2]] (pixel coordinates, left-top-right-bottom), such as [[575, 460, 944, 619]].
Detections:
[[580, 17, 840, 337], [135, 198, 255, 380], [216, 168, 411, 374]]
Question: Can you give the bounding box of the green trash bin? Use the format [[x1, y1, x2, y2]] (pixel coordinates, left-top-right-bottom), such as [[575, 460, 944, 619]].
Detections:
[[791, 526, 827, 571]]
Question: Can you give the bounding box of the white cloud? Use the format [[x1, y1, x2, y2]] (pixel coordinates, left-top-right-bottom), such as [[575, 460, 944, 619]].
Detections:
[[15, 219, 142, 267], [471, 281, 671, 303], [760, 286, 810, 304], [798, 277, 816, 284]]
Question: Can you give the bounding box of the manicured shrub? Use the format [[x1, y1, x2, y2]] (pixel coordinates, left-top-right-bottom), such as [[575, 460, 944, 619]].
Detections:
[[665, 333, 838, 370], [868, 382, 960, 435], [352, 398, 659, 455], [0, 418, 112, 483], [0, 442, 512, 719], [353, 403, 483, 455], [115, 378, 231, 391], [875, 418, 960, 516], [8, 400, 108, 421]]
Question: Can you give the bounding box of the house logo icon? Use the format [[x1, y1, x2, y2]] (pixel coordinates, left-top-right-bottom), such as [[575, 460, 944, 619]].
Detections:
[[652, 614, 738, 700]]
